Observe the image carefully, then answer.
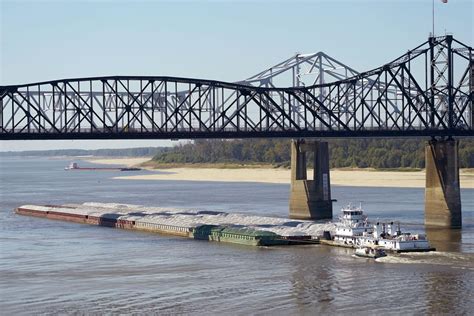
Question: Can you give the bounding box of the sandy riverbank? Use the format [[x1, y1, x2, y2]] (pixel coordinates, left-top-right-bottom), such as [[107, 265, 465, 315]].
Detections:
[[83, 157, 152, 167], [114, 168, 473, 188], [84, 157, 474, 189]]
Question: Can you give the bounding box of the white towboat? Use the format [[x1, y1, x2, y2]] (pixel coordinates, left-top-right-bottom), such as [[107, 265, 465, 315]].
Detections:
[[333, 204, 373, 245], [333, 204, 434, 252], [64, 162, 78, 170], [354, 246, 386, 259]]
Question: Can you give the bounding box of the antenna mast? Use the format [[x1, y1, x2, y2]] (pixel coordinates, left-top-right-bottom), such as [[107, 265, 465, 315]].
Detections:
[[432, 0, 435, 36]]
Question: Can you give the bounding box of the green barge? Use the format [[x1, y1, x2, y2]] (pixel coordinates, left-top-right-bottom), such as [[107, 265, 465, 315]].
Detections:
[[190, 225, 289, 246]]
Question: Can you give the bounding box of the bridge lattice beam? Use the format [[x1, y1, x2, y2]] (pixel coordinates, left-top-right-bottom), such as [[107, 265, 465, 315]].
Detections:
[[0, 35, 472, 140]]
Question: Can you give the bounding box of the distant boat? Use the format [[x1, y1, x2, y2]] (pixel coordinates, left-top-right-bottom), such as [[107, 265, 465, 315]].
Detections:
[[64, 162, 141, 172], [64, 162, 79, 170]]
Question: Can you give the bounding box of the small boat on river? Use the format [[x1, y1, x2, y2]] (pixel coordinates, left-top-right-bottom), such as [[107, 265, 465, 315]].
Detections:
[[354, 246, 387, 259]]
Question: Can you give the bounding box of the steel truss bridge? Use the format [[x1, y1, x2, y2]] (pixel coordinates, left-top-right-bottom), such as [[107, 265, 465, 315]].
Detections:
[[0, 35, 472, 140]]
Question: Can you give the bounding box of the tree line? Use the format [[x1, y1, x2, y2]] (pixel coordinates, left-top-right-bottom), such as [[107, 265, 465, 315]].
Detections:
[[152, 139, 474, 169]]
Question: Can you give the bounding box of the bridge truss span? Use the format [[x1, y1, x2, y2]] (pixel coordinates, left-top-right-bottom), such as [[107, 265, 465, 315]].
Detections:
[[0, 35, 472, 140]]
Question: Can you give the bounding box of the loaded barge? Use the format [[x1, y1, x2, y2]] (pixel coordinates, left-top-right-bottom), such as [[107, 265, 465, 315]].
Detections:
[[14, 203, 434, 252], [15, 203, 327, 247]]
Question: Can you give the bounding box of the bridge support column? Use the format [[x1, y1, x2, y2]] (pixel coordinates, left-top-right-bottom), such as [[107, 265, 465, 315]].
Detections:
[[289, 139, 332, 220], [425, 139, 462, 228]]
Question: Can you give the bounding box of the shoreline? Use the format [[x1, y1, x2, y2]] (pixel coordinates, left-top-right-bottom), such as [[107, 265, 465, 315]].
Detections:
[[82, 157, 152, 167], [82, 157, 474, 189]]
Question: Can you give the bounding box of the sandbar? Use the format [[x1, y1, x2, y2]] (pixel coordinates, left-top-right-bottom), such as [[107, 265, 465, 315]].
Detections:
[[83, 157, 151, 167], [82, 157, 474, 189]]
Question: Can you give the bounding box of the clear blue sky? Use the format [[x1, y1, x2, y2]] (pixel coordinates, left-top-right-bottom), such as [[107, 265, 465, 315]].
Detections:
[[0, 0, 472, 151]]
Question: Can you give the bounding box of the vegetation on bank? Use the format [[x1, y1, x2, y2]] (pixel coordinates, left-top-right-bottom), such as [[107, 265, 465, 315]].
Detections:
[[3, 139, 472, 170], [140, 161, 276, 169], [151, 139, 474, 169]]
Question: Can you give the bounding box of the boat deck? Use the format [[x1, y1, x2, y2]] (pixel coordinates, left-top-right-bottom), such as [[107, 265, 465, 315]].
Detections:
[[320, 240, 436, 253]]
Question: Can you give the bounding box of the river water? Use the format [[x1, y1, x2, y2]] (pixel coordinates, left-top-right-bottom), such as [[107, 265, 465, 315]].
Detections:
[[0, 157, 473, 314]]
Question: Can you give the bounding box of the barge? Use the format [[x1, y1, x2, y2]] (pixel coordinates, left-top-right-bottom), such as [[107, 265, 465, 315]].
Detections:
[[64, 162, 141, 172], [15, 203, 325, 247], [191, 225, 288, 246]]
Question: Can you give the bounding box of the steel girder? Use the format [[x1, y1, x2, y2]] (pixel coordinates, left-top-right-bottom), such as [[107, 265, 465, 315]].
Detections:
[[0, 35, 472, 140]]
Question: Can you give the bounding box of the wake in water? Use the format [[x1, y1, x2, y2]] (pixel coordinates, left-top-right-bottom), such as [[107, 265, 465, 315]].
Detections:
[[376, 251, 474, 270]]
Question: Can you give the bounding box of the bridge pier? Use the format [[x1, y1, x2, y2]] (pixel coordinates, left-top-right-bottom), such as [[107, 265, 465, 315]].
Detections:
[[289, 139, 332, 220], [425, 138, 462, 228]]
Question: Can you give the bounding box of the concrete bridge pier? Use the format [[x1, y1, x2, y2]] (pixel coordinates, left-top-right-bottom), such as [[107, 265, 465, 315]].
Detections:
[[289, 139, 332, 220], [425, 138, 462, 228]]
